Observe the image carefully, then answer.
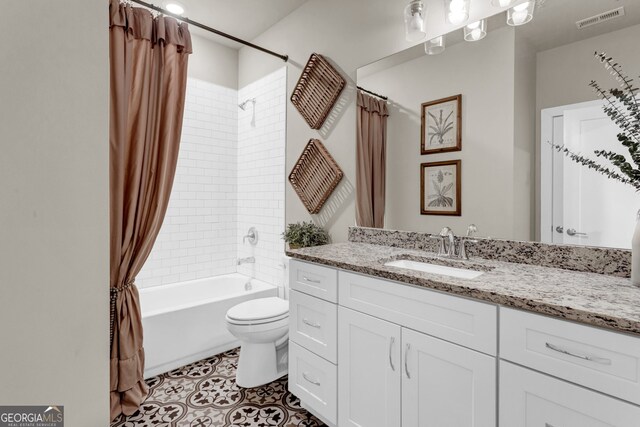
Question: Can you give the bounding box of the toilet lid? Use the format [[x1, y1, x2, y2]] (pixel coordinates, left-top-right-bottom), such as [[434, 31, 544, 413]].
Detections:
[[226, 297, 289, 322]]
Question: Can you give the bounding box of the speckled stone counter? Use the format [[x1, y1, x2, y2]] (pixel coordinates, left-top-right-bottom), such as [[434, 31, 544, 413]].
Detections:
[[286, 242, 640, 336]]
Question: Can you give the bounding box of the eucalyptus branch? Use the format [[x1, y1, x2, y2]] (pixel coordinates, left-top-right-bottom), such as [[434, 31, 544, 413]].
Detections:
[[552, 143, 640, 191]]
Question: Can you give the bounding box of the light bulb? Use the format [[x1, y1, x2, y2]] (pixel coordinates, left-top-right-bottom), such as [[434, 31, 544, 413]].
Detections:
[[464, 19, 486, 41], [491, 0, 515, 7], [404, 1, 426, 42], [446, 0, 469, 25], [507, 1, 534, 26], [409, 13, 424, 33], [165, 2, 185, 15], [425, 36, 446, 55]]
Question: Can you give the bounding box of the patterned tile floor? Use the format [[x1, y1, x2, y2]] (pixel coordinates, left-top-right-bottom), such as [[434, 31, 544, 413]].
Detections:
[[111, 348, 325, 427]]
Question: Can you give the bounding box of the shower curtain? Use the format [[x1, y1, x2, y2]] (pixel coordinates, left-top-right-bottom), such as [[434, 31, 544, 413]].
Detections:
[[356, 91, 389, 228], [109, 0, 191, 420]]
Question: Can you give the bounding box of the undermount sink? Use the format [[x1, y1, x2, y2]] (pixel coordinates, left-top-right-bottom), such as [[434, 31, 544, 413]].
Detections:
[[384, 259, 485, 279]]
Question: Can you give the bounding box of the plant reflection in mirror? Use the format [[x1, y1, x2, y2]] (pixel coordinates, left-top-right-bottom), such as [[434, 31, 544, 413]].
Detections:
[[553, 52, 640, 191]]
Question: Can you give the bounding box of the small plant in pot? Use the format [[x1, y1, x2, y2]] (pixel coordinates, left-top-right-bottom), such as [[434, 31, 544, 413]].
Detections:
[[282, 221, 330, 249]]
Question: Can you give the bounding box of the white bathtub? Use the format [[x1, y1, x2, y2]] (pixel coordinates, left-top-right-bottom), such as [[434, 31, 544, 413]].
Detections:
[[140, 274, 277, 378]]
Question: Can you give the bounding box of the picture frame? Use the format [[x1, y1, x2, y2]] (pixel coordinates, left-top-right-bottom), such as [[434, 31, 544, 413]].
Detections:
[[421, 94, 462, 155], [420, 160, 461, 216]]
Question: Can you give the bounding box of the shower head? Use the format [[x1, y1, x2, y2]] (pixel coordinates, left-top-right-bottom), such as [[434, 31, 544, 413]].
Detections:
[[238, 98, 256, 110]]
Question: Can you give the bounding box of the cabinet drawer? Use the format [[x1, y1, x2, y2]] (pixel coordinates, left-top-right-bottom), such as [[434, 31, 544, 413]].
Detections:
[[338, 271, 497, 355], [500, 361, 640, 426], [288, 341, 337, 425], [500, 308, 640, 405], [290, 260, 338, 303], [290, 290, 338, 363]]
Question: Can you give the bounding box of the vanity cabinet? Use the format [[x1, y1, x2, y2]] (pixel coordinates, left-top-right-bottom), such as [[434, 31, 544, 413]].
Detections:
[[338, 307, 401, 427], [288, 259, 640, 427], [337, 305, 496, 427], [500, 361, 640, 426]]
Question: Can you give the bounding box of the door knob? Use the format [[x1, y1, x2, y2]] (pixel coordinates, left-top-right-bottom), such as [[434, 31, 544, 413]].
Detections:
[[555, 226, 563, 234]]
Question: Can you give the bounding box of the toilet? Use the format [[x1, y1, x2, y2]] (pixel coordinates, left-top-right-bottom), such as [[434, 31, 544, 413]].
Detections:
[[225, 296, 289, 388]]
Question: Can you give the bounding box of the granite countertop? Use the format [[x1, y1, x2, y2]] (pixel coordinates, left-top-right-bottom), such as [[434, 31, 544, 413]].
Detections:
[[286, 242, 640, 335]]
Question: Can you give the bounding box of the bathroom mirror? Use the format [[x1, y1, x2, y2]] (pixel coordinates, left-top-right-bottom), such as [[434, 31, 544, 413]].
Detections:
[[356, 0, 640, 249]]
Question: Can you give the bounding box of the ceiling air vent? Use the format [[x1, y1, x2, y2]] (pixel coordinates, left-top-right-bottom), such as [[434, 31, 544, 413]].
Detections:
[[576, 7, 625, 29]]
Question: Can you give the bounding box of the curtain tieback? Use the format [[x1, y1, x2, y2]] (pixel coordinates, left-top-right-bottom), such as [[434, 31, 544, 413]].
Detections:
[[110, 279, 136, 349]]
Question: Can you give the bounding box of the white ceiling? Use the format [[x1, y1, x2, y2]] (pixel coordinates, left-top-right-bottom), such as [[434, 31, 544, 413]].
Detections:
[[159, 0, 309, 48]]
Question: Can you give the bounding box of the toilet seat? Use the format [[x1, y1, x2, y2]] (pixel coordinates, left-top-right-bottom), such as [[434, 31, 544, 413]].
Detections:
[[226, 297, 289, 325]]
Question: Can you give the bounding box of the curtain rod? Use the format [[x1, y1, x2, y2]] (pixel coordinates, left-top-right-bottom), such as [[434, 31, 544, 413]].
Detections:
[[357, 86, 388, 101], [129, 0, 289, 62]]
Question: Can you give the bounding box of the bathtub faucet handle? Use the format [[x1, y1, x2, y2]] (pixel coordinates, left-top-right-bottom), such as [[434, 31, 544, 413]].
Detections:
[[243, 227, 258, 245]]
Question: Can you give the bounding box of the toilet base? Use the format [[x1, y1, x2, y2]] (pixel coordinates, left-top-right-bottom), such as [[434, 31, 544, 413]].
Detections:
[[235, 339, 288, 388]]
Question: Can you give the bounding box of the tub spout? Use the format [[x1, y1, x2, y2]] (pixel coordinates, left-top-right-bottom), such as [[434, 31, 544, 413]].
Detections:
[[237, 256, 255, 265]]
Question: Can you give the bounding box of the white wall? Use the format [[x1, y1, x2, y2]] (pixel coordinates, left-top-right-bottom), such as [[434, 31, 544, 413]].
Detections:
[[0, 0, 109, 424], [238, 0, 520, 242], [189, 34, 239, 89], [237, 68, 287, 288], [514, 31, 537, 241], [359, 27, 519, 239], [137, 78, 238, 288]]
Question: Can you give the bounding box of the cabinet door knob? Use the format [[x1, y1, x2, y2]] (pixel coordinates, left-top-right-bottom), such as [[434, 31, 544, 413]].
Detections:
[[404, 343, 411, 379], [388, 337, 396, 371]]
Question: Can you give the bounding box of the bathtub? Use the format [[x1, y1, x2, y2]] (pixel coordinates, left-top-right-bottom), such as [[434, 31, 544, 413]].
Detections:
[[140, 274, 277, 378]]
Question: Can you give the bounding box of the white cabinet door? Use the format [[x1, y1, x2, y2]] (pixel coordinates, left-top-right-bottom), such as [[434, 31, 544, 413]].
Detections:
[[500, 361, 640, 427], [402, 328, 496, 427], [338, 307, 401, 427]]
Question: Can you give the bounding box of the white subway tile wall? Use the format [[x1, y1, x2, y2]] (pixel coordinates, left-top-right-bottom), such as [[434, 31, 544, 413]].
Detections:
[[137, 78, 238, 288], [137, 68, 286, 289], [237, 68, 287, 287]]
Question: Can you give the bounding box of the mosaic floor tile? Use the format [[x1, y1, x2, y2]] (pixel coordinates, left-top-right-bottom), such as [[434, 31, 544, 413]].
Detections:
[[111, 348, 325, 427]]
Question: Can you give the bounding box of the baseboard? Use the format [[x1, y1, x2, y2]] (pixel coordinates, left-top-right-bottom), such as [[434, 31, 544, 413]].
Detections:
[[144, 339, 241, 379]]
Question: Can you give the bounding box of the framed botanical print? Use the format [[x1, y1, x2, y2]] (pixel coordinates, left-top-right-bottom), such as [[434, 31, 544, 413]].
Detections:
[[421, 94, 462, 154], [420, 160, 461, 216]]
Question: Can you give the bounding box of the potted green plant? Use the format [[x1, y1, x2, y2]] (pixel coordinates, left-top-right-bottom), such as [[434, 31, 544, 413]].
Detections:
[[282, 221, 330, 249]]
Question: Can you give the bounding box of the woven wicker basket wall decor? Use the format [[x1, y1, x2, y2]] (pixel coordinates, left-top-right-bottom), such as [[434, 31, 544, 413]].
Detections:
[[289, 139, 344, 214], [290, 53, 346, 130]]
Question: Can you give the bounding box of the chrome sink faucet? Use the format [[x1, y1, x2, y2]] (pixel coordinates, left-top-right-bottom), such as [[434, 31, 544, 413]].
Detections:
[[430, 225, 478, 259]]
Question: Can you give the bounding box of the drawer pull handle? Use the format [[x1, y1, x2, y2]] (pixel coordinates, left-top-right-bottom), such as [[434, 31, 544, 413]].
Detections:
[[545, 342, 612, 365], [302, 372, 321, 386], [545, 424, 556, 427], [389, 337, 396, 371], [303, 276, 321, 284], [404, 343, 411, 379], [302, 318, 321, 328]]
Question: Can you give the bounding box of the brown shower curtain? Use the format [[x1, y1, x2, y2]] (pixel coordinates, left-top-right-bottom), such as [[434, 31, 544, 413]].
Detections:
[[356, 91, 389, 228], [109, 0, 191, 420]]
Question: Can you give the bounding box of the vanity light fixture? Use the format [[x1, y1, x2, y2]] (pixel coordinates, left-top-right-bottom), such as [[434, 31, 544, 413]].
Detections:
[[464, 19, 487, 41], [425, 35, 446, 55], [445, 0, 470, 25], [507, 1, 535, 26], [491, 0, 516, 7], [404, 0, 427, 42]]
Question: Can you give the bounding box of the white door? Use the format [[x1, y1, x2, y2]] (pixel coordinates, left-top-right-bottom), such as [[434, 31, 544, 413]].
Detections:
[[338, 307, 401, 427], [402, 328, 496, 427], [541, 101, 640, 248], [500, 361, 640, 427]]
